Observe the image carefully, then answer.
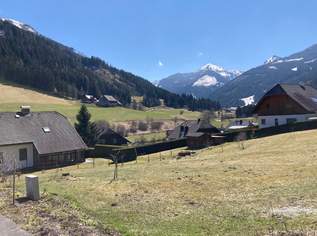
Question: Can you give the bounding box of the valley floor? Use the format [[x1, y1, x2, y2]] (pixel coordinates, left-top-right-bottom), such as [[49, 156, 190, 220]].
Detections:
[[2, 129, 317, 235]]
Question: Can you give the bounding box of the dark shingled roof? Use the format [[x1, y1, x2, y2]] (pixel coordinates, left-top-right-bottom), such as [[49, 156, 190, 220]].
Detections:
[[254, 83, 317, 113], [167, 119, 219, 140], [0, 112, 87, 154]]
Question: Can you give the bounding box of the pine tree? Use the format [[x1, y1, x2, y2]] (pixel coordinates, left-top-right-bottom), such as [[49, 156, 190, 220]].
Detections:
[[75, 105, 97, 146]]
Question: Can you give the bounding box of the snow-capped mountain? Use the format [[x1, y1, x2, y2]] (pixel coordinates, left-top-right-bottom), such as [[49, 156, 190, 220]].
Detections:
[[209, 44, 317, 106], [0, 18, 37, 34], [157, 63, 242, 98], [264, 55, 282, 64]]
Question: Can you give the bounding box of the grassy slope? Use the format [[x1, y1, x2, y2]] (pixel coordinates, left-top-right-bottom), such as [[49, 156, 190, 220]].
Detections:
[[0, 83, 200, 123], [10, 129, 317, 235]]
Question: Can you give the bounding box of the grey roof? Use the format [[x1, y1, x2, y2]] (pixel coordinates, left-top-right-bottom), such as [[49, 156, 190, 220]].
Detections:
[[0, 112, 87, 154], [103, 95, 119, 102], [280, 84, 317, 112], [167, 119, 219, 140], [255, 84, 317, 113]]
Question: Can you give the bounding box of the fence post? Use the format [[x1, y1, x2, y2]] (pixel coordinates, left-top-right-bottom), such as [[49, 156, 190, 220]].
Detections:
[[148, 155, 150, 162], [12, 160, 16, 205], [160, 152, 162, 161]]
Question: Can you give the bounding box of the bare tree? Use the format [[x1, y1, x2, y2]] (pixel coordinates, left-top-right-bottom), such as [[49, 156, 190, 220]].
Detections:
[[150, 121, 163, 131], [200, 110, 215, 124], [116, 124, 127, 137], [129, 120, 138, 134], [138, 121, 148, 131]]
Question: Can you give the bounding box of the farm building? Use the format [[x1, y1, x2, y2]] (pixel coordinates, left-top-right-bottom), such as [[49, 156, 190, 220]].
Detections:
[[96, 127, 130, 146], [167, 119, 219, 140], [0, 106, 87, 171], [253, 84, 317, 128], [97, 95, 122, 107], [81, 94, 97, 104], [167, 119, 220, 149]]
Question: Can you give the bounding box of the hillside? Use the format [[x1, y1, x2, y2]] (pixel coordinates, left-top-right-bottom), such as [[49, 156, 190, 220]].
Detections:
[[210, 44, 317, 106], [2, 129, 317, 235], [0, 82, 73, 105], [0, 82, 200, 123], [158, 63, 241, 98], [0, 18, 219, 111]]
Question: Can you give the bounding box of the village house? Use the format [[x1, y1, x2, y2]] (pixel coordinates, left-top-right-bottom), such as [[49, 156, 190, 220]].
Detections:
[[97, 95, 122, 107], [167, 119, 220, 149], [96, 127, 130, 146], [0, 106, 87, 171], [253, 84, 317, 129], [81, 94, 97, 104]]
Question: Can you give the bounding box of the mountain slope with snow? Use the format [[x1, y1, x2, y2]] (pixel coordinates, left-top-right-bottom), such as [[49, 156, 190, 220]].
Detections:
[[0, 18, 37, 34], [157, 63, 241, 98], [209, 44, 317, 106]]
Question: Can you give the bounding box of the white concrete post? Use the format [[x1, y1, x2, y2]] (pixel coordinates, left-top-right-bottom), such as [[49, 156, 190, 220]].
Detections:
[[25, 175, 40, 201]]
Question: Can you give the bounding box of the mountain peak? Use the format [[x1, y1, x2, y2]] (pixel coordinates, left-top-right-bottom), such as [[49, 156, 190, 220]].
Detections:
[[0, 18, 37, 34], [264, 55, 282, 64], [200, 63, 242, 78], [200, 63, 225, 72]]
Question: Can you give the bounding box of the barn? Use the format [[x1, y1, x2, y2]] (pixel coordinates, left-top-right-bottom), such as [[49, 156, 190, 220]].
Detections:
[[253, 84, 317, 128], [96, 127, 130, 146], [0, 106, 87, 171], [97, 95, 122, 107]]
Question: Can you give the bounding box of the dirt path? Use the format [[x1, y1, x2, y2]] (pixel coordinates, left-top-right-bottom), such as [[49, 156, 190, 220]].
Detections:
[[0, 215, 31, 236]]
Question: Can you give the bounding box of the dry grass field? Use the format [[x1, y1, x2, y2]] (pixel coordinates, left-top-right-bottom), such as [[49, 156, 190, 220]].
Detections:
[[2, 129, 317, 235], [0, 83, 74, 105]]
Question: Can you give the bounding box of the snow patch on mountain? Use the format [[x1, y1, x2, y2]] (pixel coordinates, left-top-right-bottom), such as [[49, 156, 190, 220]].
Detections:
[[269, 66, 278, 70], [200, 63, 242, 78], [0, 18, 37, 34], [285, 57, 304, 62], [193, 75, 218, 87], [304, 58, 317, 64], [265, 55, 281, 64], [241, 95, 255, 106], [291, 67, 298, 72]]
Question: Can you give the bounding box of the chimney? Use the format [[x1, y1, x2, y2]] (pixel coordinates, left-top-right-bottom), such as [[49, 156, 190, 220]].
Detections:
[[20, 105, 31, 116]]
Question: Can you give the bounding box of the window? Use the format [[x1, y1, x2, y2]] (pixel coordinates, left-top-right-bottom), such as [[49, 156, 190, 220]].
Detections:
[[261, 119, 266, 125], [286, 118, 297, 124], [19, 148, 27, 161], [0, 152, 3, 165], [275, 118, 279, 127], [42, 127, 51, 133]]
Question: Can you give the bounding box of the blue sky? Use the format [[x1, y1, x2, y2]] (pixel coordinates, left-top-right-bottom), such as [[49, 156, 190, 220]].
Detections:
[[1, 0, 317, 81]]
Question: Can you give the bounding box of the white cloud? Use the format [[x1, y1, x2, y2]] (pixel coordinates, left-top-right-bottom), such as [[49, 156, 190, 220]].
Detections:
[[197, 52, 204, 57], [158, 60, 164, 67]]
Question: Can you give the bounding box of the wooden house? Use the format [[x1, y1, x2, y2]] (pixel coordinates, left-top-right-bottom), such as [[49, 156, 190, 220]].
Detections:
[[96, 127, 130, 146], [97, 95, 122, 107], [0, 107, 87, 171], [253, 84, 317, 128], [167, 119, 220, 149]]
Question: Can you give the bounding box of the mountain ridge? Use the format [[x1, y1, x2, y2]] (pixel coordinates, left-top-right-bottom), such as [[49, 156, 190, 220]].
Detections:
[[157, 63, 242, 98]]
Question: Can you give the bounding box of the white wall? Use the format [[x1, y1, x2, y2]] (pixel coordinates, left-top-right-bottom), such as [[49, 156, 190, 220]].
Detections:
[[258, 114, 316, 129], [0, 143, 34, 170]]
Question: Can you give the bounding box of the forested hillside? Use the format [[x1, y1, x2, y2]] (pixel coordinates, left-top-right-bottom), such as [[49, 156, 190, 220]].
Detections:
[[0, 19, 220, 111]]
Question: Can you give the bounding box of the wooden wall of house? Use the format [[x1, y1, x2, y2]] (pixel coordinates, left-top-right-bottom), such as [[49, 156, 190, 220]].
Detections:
[[255, 94, 308, 116]]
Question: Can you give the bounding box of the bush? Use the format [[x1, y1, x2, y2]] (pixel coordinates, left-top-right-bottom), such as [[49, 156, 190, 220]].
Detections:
[[151, 121, 163, 131], [138, 121, 148, 131]]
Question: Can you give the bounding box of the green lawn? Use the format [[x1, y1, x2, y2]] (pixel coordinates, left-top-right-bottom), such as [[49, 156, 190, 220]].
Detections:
[[0, 103, 200, 123], [5, 129, 317, 235], [127, 131, 167, 143]]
